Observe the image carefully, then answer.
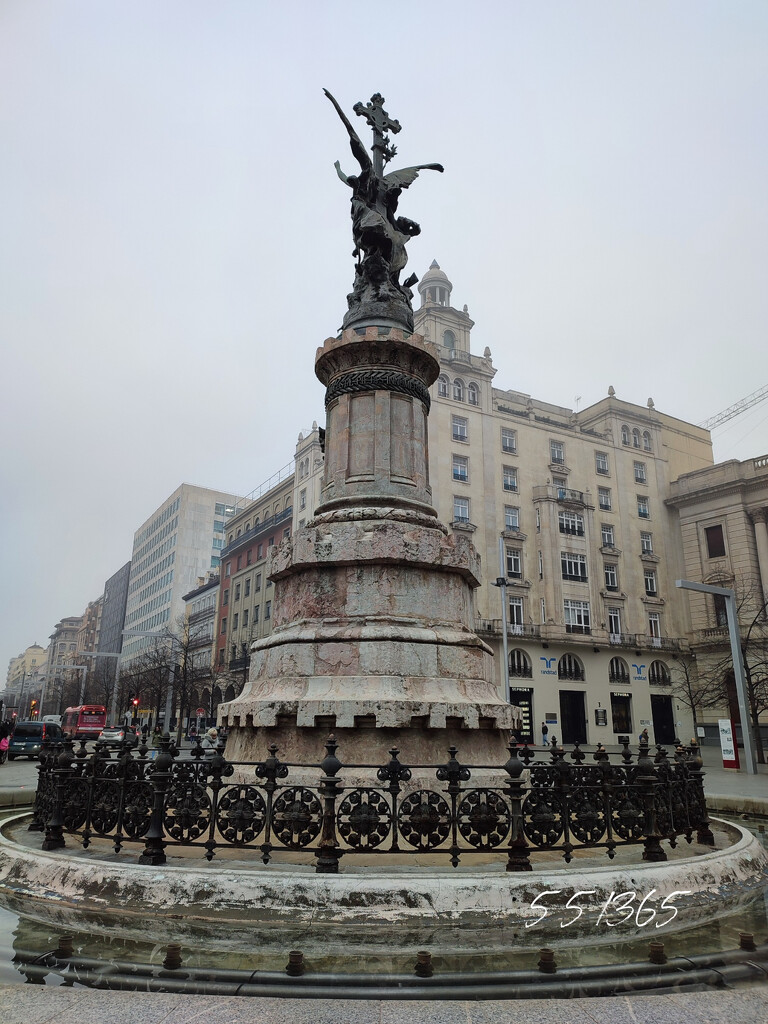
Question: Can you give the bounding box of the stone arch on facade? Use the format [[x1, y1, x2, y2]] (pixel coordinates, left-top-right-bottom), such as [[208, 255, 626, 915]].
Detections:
[[508, 648, 532, 679], [649, 660, 670, 684], [558, 652, 585, 681], [453, 377, 465, 402], [609, 656, 630, 683], [467, 381, 479, 406]]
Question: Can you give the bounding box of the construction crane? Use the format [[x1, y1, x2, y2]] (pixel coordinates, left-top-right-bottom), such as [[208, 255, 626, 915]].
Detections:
[[699, 385, 768, 431]]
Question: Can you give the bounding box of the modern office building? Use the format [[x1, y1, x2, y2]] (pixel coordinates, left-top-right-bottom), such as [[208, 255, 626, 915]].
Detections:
[[97, 561, 132, 687], [121, 484, 240, 666]]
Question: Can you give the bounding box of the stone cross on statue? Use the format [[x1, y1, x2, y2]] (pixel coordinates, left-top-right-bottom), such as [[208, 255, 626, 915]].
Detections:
[[353, 93, 401, 176]]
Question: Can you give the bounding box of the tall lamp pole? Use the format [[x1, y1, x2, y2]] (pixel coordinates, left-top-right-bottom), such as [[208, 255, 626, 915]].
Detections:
[[80, 651, 122, 723], [676, 579, 757, 775], [492, 536, 511, 705]]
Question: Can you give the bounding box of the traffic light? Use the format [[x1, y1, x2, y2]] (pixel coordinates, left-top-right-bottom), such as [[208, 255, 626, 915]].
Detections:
[[30, 700, 38, 717], [132, 698, 139, 708]]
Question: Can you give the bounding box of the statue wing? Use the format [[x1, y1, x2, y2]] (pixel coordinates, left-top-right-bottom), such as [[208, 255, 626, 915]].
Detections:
[[324, 88, 372, 174], [383, 163, 444, 190]]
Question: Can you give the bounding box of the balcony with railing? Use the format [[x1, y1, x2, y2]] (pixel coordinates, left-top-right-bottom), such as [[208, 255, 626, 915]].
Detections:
[[220, 506, 293, 559], [475, 619, 541, 639]]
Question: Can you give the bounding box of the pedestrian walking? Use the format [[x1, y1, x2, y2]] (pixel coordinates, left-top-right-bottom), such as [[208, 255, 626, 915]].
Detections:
[[541, 721, 549, 746]]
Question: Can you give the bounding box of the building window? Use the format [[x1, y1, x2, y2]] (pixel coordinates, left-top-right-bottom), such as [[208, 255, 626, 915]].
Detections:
[[610, 693, 632, 733], [300, 489, 307, 510], [558, 510, 584, 536], [509, 649, 532, 678], [453, 496, 470, 523], [649, 660, 670, 684], [467, 382, 479, 406], [564, 599, 591, 634], [538, 550, 543, 579], [641, 532, 653, 554], [632, 428, 641, 448], [604, 564, 618, 590], [637, 496, 650, 519], [714, 594, 728, 626], [608, 607, 622, 639], [595, 451, 609, 475], [644, 569, 657, 596], [558, 652, 585, 680], [438, 374, 449, 398], [221, 617, 227, 634], [247, 549, 252, 565], [508, 596, 524, 629], [233, 613, 239, 630], [561, 552, 587, 582], [643, 431, 652, 452], [609, 657, 629, 683], [621, 425, 631, 445], [453, 378, 465, 402], [601, 524, 615, 547], [244, 578, 251, 597], [506, 547, 522, 579], [242, 608, 249, 628], [223, 589, 229, 606], [452, 454, 469, 482], [598, 487, 612, 511], [264, 601, 271, 620], [253, 606, 260, 623], [705, 525, 726, 558], [634, 461, 647, 484], [503, 466, 518, 492], [504, 505, 519, 531], [236, 554, 242, 570], [452, 415, 468, 442], [501, 427, 517, 454], [550, 440, 565, 465], [225, 562, 231, 577], [648, 613, 661, 643], [257, 543, 263, 558], [255, 573, 262, 591], [234, 583, 241, 602]]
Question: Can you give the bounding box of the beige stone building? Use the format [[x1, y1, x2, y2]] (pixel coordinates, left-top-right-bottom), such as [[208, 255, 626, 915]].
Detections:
[[414, 262, 714, 746], [4, 643, 49, 713], [667, 454, 768, 741], [215, 424, 325, 694]]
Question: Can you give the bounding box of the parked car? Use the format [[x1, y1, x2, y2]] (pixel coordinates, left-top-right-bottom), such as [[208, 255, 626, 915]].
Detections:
[[97, 725, 140, 749], [8, 721, 63, 760]]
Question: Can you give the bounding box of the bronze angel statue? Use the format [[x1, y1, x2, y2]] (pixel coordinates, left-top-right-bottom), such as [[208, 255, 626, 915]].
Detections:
[[324, 89, 443, 331]]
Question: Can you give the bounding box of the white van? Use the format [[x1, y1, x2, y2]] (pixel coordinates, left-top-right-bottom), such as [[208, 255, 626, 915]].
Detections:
[[42, 715, 62, 726]]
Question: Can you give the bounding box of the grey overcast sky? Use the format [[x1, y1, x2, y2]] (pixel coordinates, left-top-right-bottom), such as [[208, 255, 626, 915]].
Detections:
[[1, 1, 767, 674]]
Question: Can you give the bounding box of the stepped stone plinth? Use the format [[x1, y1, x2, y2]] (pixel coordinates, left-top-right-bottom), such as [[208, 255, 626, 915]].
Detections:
[[221, 326, 518, 764]]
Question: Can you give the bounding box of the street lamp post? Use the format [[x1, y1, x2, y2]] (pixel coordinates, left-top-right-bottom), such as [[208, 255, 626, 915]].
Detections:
[[80, 651, 122, 723], [122, 629, 180, 733], [491, 536, 511, 705], [676, 579, 757, 775]]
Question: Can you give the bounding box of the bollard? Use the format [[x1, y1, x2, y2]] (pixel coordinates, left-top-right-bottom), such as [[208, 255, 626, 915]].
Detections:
[[286, 950, 305, 976], [739, 932, 757, 952], [162, 943, 183, 970], [537, 948, 556, 973], [54, 935, 74, 960], [649, 940, 667, 964], [415, 951, 433, 978]]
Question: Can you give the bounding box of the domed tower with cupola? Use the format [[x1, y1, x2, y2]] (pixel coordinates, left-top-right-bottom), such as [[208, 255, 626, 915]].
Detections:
[[415, 260, 475, 355]]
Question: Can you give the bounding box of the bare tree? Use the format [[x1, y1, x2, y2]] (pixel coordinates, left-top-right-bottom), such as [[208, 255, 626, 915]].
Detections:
[[668, 654, 725, 739]]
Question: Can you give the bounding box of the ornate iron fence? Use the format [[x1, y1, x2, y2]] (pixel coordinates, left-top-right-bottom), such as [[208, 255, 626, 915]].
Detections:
[[29, 734, 714, 873]]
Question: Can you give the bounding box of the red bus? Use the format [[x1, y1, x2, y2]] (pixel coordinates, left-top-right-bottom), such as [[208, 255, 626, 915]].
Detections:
[[61, 705, 107, 740]]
